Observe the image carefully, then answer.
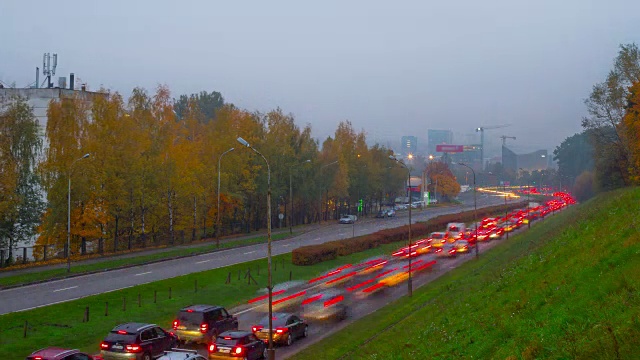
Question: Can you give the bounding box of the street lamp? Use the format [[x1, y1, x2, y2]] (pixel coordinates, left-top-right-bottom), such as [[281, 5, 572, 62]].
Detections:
[[67, 153, 90, 272], [289, 160, 311, 234], [236, 137, 275, 360], [319, 161, 338, 223], [457, 163, 478, 259], [216, 147, 235, 246], [389, 155, 413, 297]]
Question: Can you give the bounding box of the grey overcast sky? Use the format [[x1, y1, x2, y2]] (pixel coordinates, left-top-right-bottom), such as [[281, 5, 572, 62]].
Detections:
[[2, 0, 639, 156]]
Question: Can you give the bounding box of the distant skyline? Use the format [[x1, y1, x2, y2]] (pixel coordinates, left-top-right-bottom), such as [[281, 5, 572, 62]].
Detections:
[[2, 0, 639, 155]]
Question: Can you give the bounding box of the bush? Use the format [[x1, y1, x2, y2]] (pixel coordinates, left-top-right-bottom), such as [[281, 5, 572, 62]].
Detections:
[[292, 202, 527, 265]]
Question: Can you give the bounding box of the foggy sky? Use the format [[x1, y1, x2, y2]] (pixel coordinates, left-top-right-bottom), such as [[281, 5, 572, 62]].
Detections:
[[2, 0, 639, 156]]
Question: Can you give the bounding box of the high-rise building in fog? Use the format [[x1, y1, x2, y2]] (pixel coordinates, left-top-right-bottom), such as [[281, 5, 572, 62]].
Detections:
[[427, 129, 453, 155], [401, 136, 417, 156]]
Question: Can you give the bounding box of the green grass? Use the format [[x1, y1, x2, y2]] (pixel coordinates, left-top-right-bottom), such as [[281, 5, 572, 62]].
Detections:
[[0, 232, 295, 288], [291, 187, 640, 360], [0, 241, 403, 358]]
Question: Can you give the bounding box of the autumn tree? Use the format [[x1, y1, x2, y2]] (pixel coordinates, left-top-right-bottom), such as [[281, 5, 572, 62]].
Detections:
[[553, 131, 594, 187], [622, 81, 640, 184], [426, 161, 460, 201], [174, 90, 225, 122]]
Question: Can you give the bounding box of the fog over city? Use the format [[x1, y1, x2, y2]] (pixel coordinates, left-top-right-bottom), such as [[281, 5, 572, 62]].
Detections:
[[2, 0, 640, 156]]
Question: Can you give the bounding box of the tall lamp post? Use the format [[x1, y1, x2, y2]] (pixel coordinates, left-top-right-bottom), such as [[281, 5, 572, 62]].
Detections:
[[67, 153, 90, 273], [216, 147, 235, 246], [520, 168, 531, 228], [389, 155, 413, 297], [457, 163, 478, 259], [319, 161, 338, 223], [236, 137, 275, 360], [289, 160, 310, 234]]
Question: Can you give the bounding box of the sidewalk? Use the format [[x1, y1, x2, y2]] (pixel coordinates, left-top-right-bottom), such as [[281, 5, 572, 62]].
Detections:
[[0, 223, 323, 278]]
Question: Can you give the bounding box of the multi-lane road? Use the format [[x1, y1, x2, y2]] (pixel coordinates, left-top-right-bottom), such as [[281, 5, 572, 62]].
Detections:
[[0, 194, 506, 315]]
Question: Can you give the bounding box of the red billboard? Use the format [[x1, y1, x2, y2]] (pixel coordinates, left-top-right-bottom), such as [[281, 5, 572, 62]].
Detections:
[[435, 144, 464, 153]]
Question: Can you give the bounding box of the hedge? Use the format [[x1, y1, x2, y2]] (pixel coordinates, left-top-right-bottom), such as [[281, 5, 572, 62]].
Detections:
[[292, 201, 527, 265]]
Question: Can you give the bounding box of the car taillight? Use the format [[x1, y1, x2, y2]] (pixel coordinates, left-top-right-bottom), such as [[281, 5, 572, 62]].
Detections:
[[34, 357, 43, 360], [125, 344, 141, 353], [172, 320, 179, 330], [208, 343, 217, 353], [117, 330, 128, 335], [252, 325, 263, 332], [233, 346, 244, 356], [449, 249, 456, 254], [200, 323, 208, 333], [100, 342, 109, 350], [275, 327, 289, 334]]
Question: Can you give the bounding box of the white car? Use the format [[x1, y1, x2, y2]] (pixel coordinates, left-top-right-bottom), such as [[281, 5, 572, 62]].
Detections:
[[339, 215, 357, 224]]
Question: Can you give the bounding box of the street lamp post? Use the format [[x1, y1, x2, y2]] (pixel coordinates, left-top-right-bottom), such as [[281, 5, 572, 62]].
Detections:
[[458, 163, 478, 258], [67, 153, 90, 273], [216, 147, 235, 247], [389, 155, 413, 297], [289, 160, 311, 234], [236, 137, 275, 360]]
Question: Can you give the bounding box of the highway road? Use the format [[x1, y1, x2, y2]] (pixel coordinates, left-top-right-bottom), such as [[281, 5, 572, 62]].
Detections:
[[0, 193, 506, 315]]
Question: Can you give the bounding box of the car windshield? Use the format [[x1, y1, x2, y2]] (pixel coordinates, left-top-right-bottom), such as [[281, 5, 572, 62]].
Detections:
[[178, 311, 205, 326], [258, 315, 287, 327], [105, 332, 137, 343], [431, 233, 443, 239], [216, 336, 240, 346]]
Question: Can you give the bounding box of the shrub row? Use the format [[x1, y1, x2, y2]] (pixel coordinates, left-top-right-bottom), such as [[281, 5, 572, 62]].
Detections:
[[292, 201, 527, 265]]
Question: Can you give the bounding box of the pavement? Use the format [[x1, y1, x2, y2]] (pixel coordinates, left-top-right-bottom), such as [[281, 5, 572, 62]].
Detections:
[[0, 193, 506, 315]]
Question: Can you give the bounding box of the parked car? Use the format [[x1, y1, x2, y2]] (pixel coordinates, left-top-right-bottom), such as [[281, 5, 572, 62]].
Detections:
[[100, 323, 177, 360], [172, 305, 238, 345], [208, 331, 266, 360], [375, 210, 387, 218], [339, 215, 357, 224], [251, 312, 308, 346], [386, 209, 396, 217], [26, 347, 94, 360], [157, 349, 206, 360]]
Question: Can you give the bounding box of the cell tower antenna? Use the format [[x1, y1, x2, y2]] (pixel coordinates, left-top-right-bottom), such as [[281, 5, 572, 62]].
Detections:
[[42, 52, 58, 88]]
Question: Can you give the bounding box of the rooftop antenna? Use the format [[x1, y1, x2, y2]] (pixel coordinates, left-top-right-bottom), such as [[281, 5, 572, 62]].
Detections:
[[42, 53, 58, 88]]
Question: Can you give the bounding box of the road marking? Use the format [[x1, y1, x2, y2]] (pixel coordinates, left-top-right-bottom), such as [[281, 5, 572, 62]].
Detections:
[[282, 244, 290, 247], [53, 286, 78, 292], [196, 259, 211, 264], [243, 251, 256, 255], [135, 271, 152, 276]]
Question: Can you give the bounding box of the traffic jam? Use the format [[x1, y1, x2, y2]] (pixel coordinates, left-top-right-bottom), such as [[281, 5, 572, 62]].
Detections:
[[26, 193, 575, 360]]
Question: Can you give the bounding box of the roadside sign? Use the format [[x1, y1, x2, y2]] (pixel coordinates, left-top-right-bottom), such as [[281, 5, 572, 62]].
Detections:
[[436, 144, 464, 153]]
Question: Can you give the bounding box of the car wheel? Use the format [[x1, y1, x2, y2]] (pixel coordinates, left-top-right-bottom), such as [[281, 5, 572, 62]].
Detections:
[[303, 325, 308, 338], [142, 353, 152, 360], [286, 333, 293, 346]]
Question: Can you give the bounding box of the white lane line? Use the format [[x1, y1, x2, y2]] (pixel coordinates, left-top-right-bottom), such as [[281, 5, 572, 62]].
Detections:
[[53, 286, 78, 292], [196, 259, 211, 264], [135, 271, 152, 276], [282, 244, 290, 247], [243, 251, 256, 255]]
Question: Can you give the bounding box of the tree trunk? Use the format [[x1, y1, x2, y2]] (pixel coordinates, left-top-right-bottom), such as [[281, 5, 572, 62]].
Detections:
[[192, 195, 197, 242], [168, 189, 174, 245], [114, 214, 119, 252]]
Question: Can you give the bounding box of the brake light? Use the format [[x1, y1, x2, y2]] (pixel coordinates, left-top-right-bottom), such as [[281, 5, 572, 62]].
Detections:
[[449, 249, 456, 254], [233, 346, 244, 355], [187, 309, 194, 312], [100, 342, 109, 350], [252, 325, 264, 332], [275, 327, 289, 334], [125, 344, 141, 353], [34, 357, 43, 360], [117, 330, 128, 335], [200, 323, 208, 333], [172, 320, 179, 329], [224, 336, 232, 340], [301, 294, 323, 305], [208, 343, 216, 353], [324, 295, 345, 307]]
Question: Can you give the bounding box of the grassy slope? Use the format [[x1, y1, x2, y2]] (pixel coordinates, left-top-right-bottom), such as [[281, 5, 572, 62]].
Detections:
[[0, 242, 403, 358], [0, 232, 293, 287], [292, 187, 640, 360]]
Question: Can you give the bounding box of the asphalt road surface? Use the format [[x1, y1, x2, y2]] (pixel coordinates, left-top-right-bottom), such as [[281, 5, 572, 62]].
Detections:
[[0, 193, 507, 315]]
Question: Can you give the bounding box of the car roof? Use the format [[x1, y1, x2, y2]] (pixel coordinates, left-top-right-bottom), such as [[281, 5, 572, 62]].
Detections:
[[219, 330, 252, 338], [113, 322, 156, 333], [180, 304, 222, 312], [29, 347, 80, 359], [159, 349, 203, 359]]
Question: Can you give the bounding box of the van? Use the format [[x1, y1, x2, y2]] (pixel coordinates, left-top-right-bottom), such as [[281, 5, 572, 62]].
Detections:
[[447, 223, 467, 240]]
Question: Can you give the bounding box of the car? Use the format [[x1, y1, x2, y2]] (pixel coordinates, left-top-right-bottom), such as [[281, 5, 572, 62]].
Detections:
[[251, 312, 308, 346], [100, 323, 177, 360], [434, 243, 457, 258], [453, 240, 472, 254], [157, 349, 207, 360], [301, 289, 347, 321], [386, 209, 396, 217], [447, 223, 467, 239], [172, 305, 238, 345], [26, 347, 95, 360], [339, 215, 356, 224], [208, 331, 266, 360], [375, 210, 387, 218], [428, 232, 449, 248]]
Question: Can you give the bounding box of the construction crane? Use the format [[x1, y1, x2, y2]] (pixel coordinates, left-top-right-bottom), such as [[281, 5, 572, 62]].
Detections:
[[500, 135, 516, 146], [475, 124, 510, 169]]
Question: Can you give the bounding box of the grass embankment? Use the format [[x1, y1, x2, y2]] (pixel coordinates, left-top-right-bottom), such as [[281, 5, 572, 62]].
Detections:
[[0, 232, 295, 288], [0, 241, 403, 358], [292, 187, 640, 359]]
